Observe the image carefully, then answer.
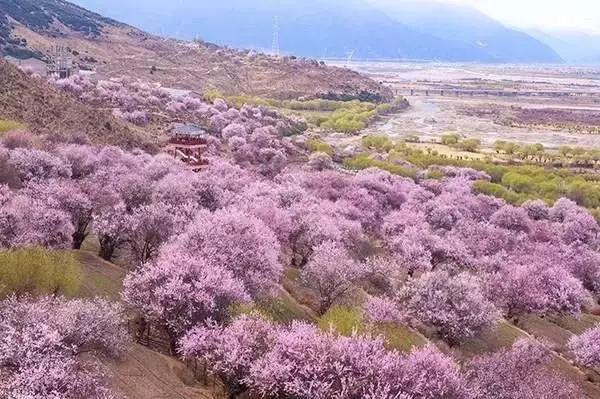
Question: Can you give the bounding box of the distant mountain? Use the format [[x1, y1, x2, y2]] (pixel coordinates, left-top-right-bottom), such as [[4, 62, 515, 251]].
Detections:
[[71, 0, 560, 63], [69, 0, 491, 61], [0, 0, 122, 37], [525, 29, 600, 63], [0, 0, 124, 58], [368, 0, 563, 63]]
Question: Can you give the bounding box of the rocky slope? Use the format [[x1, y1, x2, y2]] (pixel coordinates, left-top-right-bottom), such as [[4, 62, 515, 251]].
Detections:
[[0, 60, 151, 149], [0, 0, 392, 101]]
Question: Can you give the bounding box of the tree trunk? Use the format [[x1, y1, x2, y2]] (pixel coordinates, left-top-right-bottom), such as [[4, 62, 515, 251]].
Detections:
[[99, 245, 115, 261], [166, 327, 183, 357], [225, 381, 247, 399], [136, 318, 148, 340], [318, 298, 332, 316], [98, 235, 116, 261], [72, 231, 87, 250], [169, 337, 178, 356]]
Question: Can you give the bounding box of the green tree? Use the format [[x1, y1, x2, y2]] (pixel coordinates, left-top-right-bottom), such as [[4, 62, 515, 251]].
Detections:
[[457, 138, 482, 153], [501, 172, 535, 193], [307, 139, 334, 155], [362, 135, 393, 152], [441, 133, 461, 146]]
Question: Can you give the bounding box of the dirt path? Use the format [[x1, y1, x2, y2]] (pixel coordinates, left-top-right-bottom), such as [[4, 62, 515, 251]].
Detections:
[[103, 344, 218, 399]]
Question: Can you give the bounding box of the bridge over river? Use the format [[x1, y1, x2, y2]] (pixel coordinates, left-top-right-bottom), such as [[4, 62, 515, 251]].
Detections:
[[394, 88, 599, 98]]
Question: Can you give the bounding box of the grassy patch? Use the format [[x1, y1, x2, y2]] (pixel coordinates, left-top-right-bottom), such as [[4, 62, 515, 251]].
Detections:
[[411, 143, 489, 161], [344, 154, 418, 178], [257, 288, 318, 324], [282, 267, 320, 313], [318, 305, 428, 352], [0, 119, 24, 134], [306, 138, 334, 155], [520, 316, 575, 350], [549, 313, 600, 335], [458, 321, 526, 358], [374, 323, 428, 352], [0, 247, 81, 298], [319, 305, 369, 335]]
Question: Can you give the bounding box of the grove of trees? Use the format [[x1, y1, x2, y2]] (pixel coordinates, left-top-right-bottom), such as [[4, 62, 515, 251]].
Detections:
[[2, 74, 600, 398]]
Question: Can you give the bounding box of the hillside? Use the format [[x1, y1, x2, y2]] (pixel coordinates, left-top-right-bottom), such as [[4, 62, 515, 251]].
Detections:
[[0, 0, 392, 102], [370, 0, 563, 63], [72, 0, 561, 63], [0, 0, 123, 58], [0, 60, 151, 149], [525, 29, 600, 63]]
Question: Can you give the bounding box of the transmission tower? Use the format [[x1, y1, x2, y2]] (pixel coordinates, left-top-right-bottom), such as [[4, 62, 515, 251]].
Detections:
[[272, 16, 280, 57], [50, 45, 72, 78], [345, 50, 355, 68]]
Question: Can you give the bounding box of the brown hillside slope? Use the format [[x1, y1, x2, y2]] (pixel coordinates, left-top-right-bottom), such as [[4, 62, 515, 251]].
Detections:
[[1, 0, 392, 101], [0, 60, 153, 149], [73, 249, 218, 399], [103, 343, 218, 399]]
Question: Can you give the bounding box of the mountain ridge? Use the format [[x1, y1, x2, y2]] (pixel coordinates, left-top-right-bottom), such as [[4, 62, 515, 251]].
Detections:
[[71, 0, 562, 63], [524, 29, 600, 64], [369, 0, 562, 63], [0, 0, 393, 102]]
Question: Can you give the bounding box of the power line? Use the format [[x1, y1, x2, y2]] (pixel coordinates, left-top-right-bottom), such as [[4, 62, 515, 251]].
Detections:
[[345, 50, 355, 68], [272, 16, 280, 57]]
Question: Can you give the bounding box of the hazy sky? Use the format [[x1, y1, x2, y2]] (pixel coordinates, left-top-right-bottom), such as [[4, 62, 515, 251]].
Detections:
[[449, 0, 600, 33]]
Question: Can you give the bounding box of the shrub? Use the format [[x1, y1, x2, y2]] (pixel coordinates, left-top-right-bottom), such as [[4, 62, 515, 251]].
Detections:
[[306, 139, 333, 155], [344, 155, 417, 178], [318, 305, 368, 336], [441, 133, 461, 146], [1, 130, 36, 149], [306, 152, 334, 171], [0, 247, 81, 298], [425, 169, 445, 180], [494, 140, 520, 154], [0, 120, 24, 134], [403, 134, 421, 143], [317, 102, 379, 135], [322, 111, 369, 134], [362, 135, 394, 152], [473, 181, 524, 205], [457, 138, 482, 152], [501, 172, 535, 193]]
